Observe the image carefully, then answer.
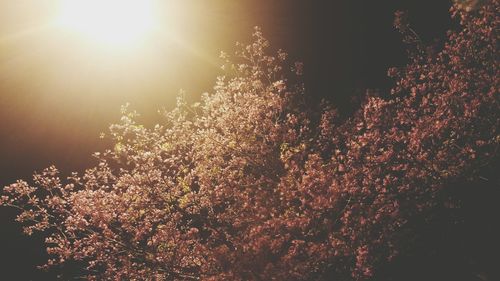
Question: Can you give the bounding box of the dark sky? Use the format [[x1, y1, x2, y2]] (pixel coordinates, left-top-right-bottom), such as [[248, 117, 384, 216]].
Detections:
[[0, 1, 455, 280]]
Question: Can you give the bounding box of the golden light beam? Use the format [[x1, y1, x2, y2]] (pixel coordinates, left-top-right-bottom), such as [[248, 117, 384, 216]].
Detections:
[[57, 0, 156, 47]]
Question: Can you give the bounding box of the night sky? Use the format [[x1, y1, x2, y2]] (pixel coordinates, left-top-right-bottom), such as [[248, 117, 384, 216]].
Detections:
[[0, 1, 462, 280]]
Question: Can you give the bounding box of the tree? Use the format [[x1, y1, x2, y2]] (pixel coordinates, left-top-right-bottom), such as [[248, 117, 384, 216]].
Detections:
[[454, 0, 488, 11], [2, 1, 498, 280]]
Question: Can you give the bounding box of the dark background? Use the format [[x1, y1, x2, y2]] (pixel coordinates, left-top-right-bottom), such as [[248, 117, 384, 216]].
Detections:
[[2, 1, 497, 280]]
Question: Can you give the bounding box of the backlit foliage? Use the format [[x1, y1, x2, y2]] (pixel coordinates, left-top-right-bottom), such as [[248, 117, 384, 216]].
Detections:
[[2, 1, 499, 280]]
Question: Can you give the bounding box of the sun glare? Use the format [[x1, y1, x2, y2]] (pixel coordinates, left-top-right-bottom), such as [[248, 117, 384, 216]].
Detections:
[[58, 0, 155, 47]]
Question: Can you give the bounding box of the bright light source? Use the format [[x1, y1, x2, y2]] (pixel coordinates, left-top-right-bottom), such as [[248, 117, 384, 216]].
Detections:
[[58, 0, 155, 47]]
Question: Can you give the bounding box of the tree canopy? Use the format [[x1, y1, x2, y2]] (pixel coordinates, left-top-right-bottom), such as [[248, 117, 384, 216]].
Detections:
[[1, 1, 499, 280]]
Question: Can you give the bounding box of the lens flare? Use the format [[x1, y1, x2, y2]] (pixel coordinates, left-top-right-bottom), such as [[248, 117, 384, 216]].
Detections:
[[58, 0, 155, 46]]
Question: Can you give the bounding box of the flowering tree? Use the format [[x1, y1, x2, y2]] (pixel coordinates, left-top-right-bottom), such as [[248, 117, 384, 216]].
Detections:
[[1, 1, 498, 280]]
